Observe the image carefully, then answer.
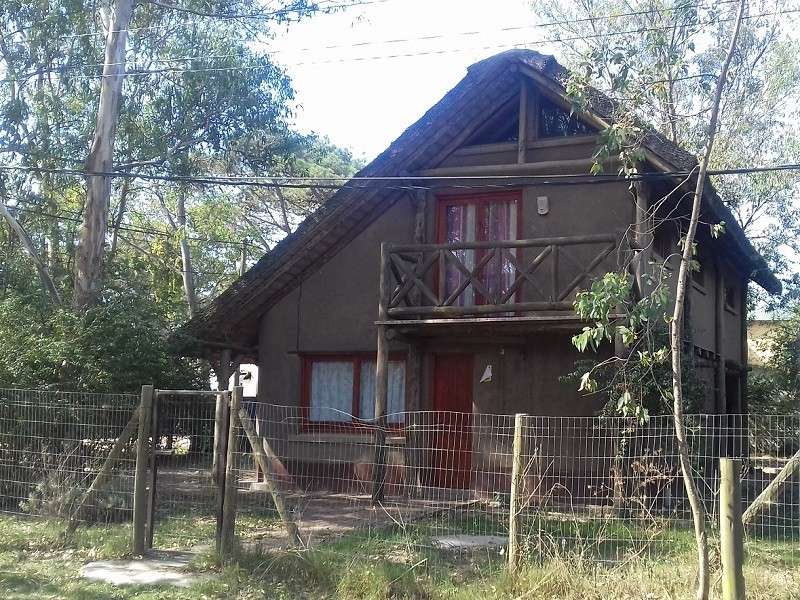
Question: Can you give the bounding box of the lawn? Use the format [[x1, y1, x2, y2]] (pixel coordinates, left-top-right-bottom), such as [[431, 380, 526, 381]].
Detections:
[[0, 513, 798, 599]]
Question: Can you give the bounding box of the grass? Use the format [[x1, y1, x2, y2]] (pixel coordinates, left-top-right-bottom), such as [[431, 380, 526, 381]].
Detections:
[[0, 512, 798, 599]]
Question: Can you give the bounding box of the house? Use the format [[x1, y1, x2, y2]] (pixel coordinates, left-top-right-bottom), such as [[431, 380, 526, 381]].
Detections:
[[180, 50, 780, 495]]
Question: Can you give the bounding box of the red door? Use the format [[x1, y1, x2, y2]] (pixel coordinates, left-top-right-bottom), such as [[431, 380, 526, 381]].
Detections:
[[431, 355, 474, 488]]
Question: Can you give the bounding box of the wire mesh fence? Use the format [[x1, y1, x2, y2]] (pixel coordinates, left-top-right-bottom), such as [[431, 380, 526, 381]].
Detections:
[[0, 388, 139, 524], [232, 406, 800, 565], [1, 387, 797, 567]]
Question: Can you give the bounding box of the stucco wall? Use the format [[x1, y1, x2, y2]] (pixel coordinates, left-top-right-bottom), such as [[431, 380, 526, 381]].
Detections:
[[257, 196, 416, 404]]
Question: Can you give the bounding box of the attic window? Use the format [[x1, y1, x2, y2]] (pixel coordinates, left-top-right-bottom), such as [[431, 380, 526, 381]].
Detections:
[[538, 96, 595, 138], [467, 106, 519, 145]]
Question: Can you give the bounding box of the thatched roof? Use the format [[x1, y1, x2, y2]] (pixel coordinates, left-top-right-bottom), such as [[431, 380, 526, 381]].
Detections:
[[178, 49, 781, 353]]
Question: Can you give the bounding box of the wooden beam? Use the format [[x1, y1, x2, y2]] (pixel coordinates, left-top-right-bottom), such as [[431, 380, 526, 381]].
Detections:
[[67, 405, 141, 535], [715, 256, 726, 414], [236, 405, 303, 549], [742, 448, 800, 526], [219, 386, 242, 555], [372, 242, 392, 505], [417, 158, 606, 179], [518, 81, 528, 164]]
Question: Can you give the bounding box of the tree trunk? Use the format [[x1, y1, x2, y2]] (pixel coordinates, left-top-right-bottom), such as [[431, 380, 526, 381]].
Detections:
[[176, 189, 198, 316], [669, 3, 745, 599], [0, 200, 62, 306], [73, 0, 134, 309]]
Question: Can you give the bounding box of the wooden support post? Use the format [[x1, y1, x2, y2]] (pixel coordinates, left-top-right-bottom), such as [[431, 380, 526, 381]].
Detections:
[[144, 391, 161, 550], [742, 448, 800, 526], [212, 349, 232, 482], [720, 458, 745, 600], [219, 386, 242, 555], [509, 413, 529, 573], [739, 282, 749, 415], [67, 406, 140, 535], [132, 385, 154, 554], [372, 242, 392, 505], [237, 405, 303, 549], [405, 343, 423, 497], [517, 81, 529, 164], [214, 391, 231, 542], [633, 180, 652, 297], [715, 256, 726, 414]]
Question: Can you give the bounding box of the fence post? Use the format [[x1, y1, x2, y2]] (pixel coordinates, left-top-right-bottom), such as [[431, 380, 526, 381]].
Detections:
[[132, 385, 154, 555], [219, 386, 242, 555], [509, 413, 529, 573], [720, 458, 745, 600]]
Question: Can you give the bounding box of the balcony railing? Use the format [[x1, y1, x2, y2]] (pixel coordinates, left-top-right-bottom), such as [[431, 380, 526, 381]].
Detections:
[[379, 234, 620, 319]]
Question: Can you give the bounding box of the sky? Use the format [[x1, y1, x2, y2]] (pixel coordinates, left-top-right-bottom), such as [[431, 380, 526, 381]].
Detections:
[[268, 0, 557, 160]]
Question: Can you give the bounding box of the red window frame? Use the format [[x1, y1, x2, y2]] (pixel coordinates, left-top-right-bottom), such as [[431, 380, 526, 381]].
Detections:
[[436, 190, 524, 306], [435, 190, 523, 245], [300, 354, 407, 432]]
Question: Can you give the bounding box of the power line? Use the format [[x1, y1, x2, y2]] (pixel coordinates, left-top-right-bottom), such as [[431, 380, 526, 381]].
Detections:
[[2, 162, 800, 189], [5, 1, 791, 81]]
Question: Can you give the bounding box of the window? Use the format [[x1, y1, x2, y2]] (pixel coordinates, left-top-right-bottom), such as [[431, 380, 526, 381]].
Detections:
[[437, 192, 520, 307], [724, 286, 737, 311], [302, 355, 406, 427], [538, 96, 595, 138]]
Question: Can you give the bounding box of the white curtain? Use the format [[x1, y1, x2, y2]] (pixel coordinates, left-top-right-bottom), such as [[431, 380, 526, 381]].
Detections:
[[359, 361, 405, 424], [309, 361, 353, 421]]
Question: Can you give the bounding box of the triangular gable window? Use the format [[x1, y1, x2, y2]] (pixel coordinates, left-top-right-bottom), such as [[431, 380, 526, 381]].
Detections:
[[538, 96, 595, 138], [466, 101, 519, 145]]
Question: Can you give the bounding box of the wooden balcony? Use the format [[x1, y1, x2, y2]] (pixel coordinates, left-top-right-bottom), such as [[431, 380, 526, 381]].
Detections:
[[378, 234, 621, 325]]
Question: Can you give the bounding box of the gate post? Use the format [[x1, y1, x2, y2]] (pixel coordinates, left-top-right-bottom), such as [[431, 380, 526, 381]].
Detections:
[[132, 385, 154, 555], [219, 386, 242, 554]]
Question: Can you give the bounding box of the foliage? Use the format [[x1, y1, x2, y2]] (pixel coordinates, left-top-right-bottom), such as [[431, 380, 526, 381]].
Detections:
[[0, 0, 361, 318], [749, 305, 800, 415], [570, 270, 704, 421], [20, 471, 131, 523], [539, 0, 800, 292], [0, 290, 207, 392]]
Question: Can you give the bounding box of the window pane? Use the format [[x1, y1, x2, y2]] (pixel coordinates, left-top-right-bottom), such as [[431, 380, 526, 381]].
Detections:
[[310, 361, 353, 421], [359, 361, 406, 424], [445, 204, 476, 307], [538, 96, 595, 138]]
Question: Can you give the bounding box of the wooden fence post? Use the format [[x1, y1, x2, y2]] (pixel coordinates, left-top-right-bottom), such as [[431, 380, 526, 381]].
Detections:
[[720, 458, 745, 600], [219, 386, 242, 555], [372, 242, 392, 505], [509, 413, 529, 573], [132, 385, 154, 555], [237, 404, 303, 549]]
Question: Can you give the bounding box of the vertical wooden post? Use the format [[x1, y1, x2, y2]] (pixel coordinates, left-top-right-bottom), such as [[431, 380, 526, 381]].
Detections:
[[214, 391, 231, 541], [372, 242, 392, 505], [144, 390, 161, 550], [715, 256, 726, 414], [739, 281, 749, 415], [509, 413, 529, 573], [132, 385, 153, 555], [212, 349, 232, 483], [517, 81, 529, 164], [220, 386, 242, 555], [720, 458, 745, 600], [633, 180, 652, 296]]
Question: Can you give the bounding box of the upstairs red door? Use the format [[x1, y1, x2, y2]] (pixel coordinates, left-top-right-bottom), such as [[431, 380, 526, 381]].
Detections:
[[431, 354, 474, 488]]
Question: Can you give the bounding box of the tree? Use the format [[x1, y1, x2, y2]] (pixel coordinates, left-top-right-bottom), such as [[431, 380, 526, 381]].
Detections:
[[558, 1, 753, 597], [539, 0, 800, 289]]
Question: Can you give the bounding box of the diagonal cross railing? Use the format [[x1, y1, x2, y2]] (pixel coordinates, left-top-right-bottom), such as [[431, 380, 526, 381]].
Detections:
[[383, 234, 620, 318]]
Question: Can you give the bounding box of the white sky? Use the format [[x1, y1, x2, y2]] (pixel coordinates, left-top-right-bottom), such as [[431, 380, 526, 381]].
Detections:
[[268, 0, 558, 160]]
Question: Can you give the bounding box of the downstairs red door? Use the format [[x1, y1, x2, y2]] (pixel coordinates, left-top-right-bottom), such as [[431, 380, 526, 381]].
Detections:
[[431, 354, 474, 488]]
